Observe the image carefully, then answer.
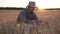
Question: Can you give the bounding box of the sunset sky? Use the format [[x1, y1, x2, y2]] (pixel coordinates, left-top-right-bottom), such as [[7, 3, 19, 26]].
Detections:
[[0, 0, 60, 9]]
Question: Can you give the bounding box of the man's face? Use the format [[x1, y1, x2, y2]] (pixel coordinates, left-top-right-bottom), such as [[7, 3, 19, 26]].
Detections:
[[28, 6, 35, 11]]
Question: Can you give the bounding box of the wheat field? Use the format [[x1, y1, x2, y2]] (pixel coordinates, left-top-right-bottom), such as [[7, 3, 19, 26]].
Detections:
[[0, 10, 60, 34]]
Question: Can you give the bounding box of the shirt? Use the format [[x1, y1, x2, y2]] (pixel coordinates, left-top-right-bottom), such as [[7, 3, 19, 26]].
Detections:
[[18, 9, 39, 23]]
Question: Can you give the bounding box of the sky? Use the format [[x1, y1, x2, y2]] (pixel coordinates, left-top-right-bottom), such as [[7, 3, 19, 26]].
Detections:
[[0, 0, 60, 9]]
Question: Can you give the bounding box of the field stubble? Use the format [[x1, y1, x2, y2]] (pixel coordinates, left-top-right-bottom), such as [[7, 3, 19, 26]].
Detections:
[[0, 10, 60, 34]]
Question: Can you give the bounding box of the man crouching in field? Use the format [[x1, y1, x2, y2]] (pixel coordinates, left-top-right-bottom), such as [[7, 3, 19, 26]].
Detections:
[[16, 1, 41, 34]]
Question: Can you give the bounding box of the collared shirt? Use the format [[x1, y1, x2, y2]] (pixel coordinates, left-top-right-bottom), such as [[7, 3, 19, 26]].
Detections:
[[18, 9, 39, 23]]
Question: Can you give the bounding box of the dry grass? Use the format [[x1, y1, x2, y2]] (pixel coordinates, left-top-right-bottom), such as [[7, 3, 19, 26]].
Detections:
[[0, 10, 60, 34]]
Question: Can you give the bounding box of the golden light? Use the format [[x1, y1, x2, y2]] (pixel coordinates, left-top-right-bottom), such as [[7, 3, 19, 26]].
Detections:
[[0, 0, 60, 9], [35, 0, 60, 9]]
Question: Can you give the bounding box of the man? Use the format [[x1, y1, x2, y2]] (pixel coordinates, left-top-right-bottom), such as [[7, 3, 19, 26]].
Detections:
[[16, 1, 40, 34]]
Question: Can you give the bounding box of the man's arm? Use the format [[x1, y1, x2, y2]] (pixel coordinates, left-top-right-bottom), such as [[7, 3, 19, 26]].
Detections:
[[19, 10, 31, 23]]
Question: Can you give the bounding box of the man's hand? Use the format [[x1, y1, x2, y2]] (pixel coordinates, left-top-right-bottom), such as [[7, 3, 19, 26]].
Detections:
[[31, 20, 35, 23], [28, 20, 35, 24]]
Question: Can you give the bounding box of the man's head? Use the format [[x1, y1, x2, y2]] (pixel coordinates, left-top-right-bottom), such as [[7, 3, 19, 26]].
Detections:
[[26, 1, 37, 11]]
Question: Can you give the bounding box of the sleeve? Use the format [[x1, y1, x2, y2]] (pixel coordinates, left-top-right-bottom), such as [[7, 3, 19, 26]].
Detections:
[[19, 10, 31, 23]]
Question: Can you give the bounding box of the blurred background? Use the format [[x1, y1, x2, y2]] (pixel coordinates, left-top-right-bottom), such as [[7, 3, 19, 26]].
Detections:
[[0, 0, 60, 34], [0, 0, 60, 9]]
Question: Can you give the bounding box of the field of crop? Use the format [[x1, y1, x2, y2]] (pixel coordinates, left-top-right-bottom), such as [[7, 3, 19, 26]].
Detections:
[[0, 10, 60, 34]]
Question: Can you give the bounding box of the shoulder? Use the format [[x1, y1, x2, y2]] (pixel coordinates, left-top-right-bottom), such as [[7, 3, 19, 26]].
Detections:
[[20, 9, 26, 13], [20, 9, 27, 15]]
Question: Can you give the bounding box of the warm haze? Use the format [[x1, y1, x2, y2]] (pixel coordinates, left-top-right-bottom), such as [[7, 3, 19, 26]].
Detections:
[[0, 0, 60, 9]]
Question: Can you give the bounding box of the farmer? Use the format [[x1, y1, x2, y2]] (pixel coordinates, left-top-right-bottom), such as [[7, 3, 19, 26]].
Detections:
[[16, 1, 41, 34]]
